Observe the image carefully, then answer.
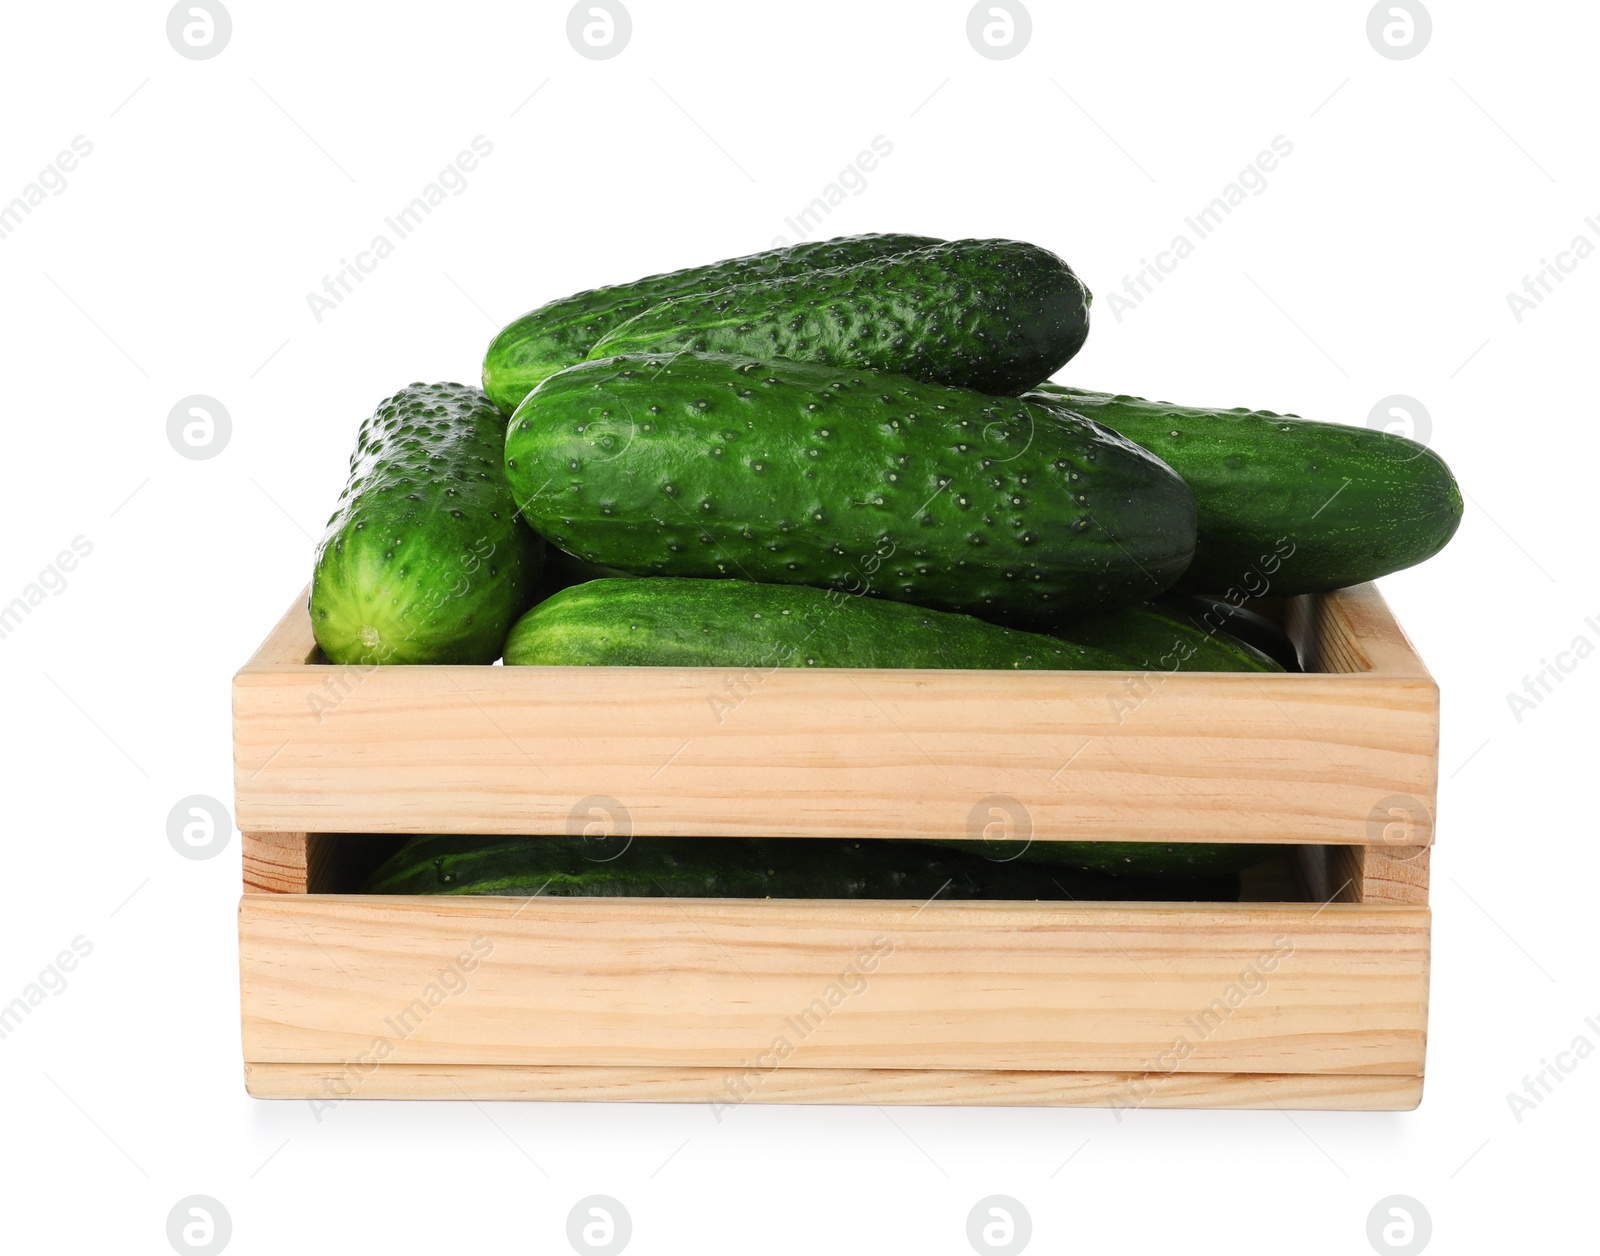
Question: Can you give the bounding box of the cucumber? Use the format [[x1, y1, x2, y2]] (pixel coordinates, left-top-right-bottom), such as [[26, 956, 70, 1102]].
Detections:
[[1028, 385, 1463, 595], [1160, 594, 1303, 672], [310, 382, 544, 665], [504, 577, 1134, 670], [482, 232, 939, 414], [361, 833, 1243, 901], [1050, 601, 1282, 673], [590, 238, 1090, 396], [505, 354, 1197, 625], [934, 838, 1285, 878]]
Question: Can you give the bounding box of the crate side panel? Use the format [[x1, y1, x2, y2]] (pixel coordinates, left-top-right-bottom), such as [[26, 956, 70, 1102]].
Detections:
[[240, 896, 1429, 1075], [233, 665, 1438, 843]]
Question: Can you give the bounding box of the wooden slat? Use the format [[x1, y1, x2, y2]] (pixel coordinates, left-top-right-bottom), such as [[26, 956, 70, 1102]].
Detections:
[[1360, 846, 1431, 907], [233, 586, 1438, 845], [243, 1061, 1423, 1109], [240, 895, 1429, 1075], [1327, 844, 1431, 907], [242, 832, 312, 894], [241, 832, 403, 895], [1288, 594, 1366, 674], [1285, 583, 1433, 679]]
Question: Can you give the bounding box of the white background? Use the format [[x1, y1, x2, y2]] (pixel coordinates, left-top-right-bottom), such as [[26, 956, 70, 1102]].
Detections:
[[2, 1, 1595, 1252]]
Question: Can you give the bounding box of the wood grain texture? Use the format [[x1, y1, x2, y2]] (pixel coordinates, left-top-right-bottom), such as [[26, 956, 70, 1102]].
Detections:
[[1327, 843, 1432, 907], [233, 584, 1439, 844], [241, 832, 311, 894], [240, 895, 1429, 1076], [1285, 582, 1432, 679], [243, 1061, 1424, 1109], [242, 832, 401, 895]]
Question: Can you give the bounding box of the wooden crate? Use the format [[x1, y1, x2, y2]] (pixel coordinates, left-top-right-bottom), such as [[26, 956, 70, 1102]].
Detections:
[[235, 583, 1435, 1109]]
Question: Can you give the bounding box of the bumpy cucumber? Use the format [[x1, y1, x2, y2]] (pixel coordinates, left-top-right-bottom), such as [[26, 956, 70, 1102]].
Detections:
[[505, 354, 1197, 624], [1050, 602, 1282, 673], [1028, 385, 1463, 595], [361, 834, 1243, 901], [310, 382, 543, 664], [504, 577, 1133, 670], [591, 239, 1091, 396], [482, 233, 938, 413]]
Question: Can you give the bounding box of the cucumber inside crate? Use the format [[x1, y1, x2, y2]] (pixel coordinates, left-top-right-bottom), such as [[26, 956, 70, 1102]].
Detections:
[[244, 833, 1422, 907]]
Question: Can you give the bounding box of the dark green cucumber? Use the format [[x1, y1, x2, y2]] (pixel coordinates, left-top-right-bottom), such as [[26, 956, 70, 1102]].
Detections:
[[1050, 602, 1282, 673], [1161, 594, 1303, 672], [590, 238, 1091, 396], [505, 354, 1197, 624], [504, 577, 1134, 670], [310, 382, 543, 664], [933, 838, 1285, 878], [1028, 385, 1463, 595], [482, 232, 939, 413], [361, 834, 1243, 901]]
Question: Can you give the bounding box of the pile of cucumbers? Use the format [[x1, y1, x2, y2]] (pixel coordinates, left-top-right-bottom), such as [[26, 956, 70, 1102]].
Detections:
[[305, 233, 1461, 897]]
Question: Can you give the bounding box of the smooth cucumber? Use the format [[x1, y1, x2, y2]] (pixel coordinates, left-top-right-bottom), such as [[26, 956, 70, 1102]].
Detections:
[[505, 354, 1197, 624], [361, 834, 1243, 901], [1160, 594, 1303, 672], [591, 238, 1090, 396], [482, 232, 939, 413], [310, 382, 543, 664], [1028, 385, 1463, 595], [1050, 601, 1282, 673], [504, 577, 1134, 670]]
